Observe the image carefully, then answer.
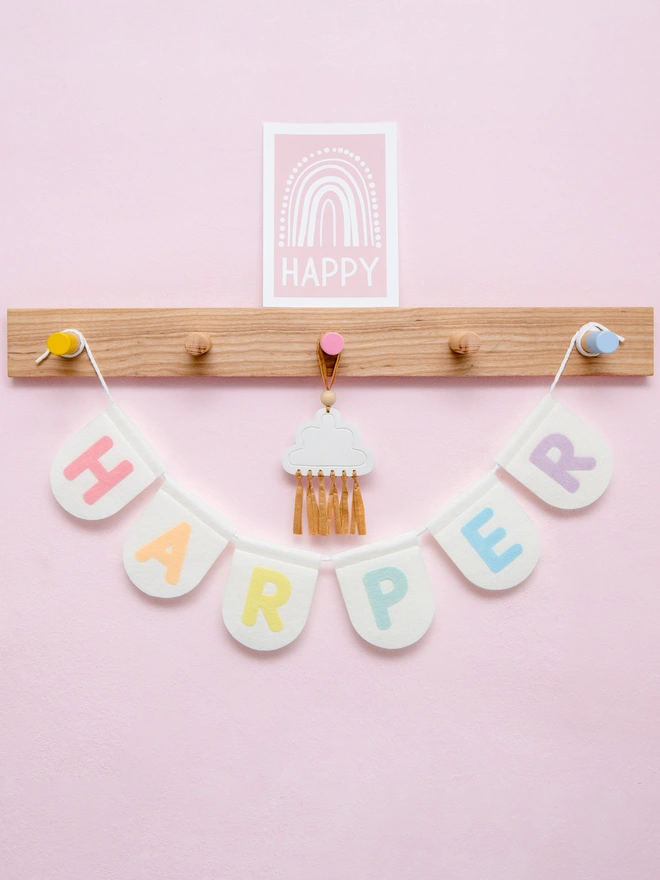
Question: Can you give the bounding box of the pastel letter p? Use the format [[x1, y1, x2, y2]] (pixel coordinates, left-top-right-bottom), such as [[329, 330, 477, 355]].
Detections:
[[363, 566, 408, 630]]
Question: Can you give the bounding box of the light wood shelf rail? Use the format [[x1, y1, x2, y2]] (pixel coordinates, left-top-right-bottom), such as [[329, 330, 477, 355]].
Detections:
[[6, 307, 654, 378]]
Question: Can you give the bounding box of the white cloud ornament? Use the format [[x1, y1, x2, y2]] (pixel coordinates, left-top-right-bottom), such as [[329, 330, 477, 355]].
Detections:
[[282, 408, 374, 536], [282, 408, 374, 476]]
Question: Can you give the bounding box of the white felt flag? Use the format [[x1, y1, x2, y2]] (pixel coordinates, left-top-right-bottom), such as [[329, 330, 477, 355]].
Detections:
[[427, 473, 540, 590], [333, 534, 435, 649], [495, 395, 613, 509], [123, 479, 235, 599], [51, 404, 165, 520], [222, 539, 322, 651]]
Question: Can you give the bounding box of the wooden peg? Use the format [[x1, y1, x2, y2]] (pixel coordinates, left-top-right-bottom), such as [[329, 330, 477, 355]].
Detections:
[[185, 332, 212, 356], [47, 331, 82, 356], [449, 329, 481, 355]]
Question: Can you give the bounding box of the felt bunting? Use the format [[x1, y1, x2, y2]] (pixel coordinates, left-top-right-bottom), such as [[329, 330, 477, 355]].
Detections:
[[427, 473, 540, 590], [51, 404, 165, 520], [495, 395, 612, 509], [123, 479, 235, 599], [44, 330, 619, 651], [222, 539, 322, 651], [333, 534, 435, 649]]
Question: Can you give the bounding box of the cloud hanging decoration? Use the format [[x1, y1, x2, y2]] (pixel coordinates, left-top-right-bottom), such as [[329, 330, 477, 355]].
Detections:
[[282, 408, 375, 476], [282, 408, 375, 537]]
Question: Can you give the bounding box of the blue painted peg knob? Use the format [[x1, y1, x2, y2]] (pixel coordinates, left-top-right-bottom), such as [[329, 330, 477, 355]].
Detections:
[[582, 329, 620, 355]]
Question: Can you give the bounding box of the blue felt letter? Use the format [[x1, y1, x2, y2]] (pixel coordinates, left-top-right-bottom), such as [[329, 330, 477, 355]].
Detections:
[[363, 566, 408, 630], [460, 507, 523, 573]]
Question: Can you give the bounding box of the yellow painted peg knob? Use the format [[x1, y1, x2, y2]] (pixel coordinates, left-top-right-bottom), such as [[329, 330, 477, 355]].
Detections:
[[47, 331, 82, 356]]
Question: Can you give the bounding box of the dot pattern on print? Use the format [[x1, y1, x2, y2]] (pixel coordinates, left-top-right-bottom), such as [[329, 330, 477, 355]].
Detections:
[[281, 147, 381, 248]]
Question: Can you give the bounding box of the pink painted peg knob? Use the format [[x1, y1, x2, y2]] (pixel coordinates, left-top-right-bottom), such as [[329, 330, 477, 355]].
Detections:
[[320, 332, 344, 356]]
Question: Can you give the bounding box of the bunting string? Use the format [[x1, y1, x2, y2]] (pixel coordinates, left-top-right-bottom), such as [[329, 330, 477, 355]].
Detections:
[[43, 323, 618, 651]]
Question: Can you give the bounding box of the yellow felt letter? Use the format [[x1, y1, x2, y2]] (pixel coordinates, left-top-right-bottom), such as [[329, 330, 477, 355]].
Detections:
[[241, 567, 292, 632], [135, 522, 192, 585]]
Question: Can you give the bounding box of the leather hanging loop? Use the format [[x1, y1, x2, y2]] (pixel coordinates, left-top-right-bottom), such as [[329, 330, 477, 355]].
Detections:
[[317, 332, 343, 391]]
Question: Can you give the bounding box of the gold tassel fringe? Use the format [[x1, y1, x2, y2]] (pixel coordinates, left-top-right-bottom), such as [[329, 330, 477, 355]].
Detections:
[[338, 470, 350, 534], [351, 471, 367, 535], [293, 470, 303, 535], [292, 469, 366, 536], [306, 470, 319, 535], [317, 470, 328, 536], [328, 471, 340, 535]]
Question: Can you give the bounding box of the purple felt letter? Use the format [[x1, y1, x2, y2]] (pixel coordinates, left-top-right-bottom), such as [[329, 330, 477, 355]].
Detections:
[[529, 433, 596, 493]]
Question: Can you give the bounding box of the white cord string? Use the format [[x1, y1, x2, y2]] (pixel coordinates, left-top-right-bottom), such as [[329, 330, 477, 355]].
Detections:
[[549, 321, 624, 394], [35, 329, 115, 403], [35, 319, 620, 562]]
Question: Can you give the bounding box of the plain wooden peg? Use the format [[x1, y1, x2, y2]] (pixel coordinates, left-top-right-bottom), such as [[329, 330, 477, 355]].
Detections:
[[185, 332, 212, 356], [449, 329, 481, 355]]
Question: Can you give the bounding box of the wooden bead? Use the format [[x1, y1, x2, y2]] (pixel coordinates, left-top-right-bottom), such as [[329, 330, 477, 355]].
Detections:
[[185, 332, 212, 356], [320, 390, 337, 407], [449, 329, 481, 355]]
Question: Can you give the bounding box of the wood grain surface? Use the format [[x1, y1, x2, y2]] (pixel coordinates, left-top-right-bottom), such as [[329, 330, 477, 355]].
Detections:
[[6, 307, 654, 378]]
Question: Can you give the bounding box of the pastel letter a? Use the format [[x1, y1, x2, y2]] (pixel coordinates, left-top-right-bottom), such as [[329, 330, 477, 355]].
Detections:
[[242, 567, 292, 632], [363, 566, 408, 630], [64, 436, 134, 504], [135, 522, 192, 585], [529, 433, 596, 493]]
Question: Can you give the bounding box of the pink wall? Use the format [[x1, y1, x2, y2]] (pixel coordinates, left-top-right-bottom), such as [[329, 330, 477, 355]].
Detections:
[[2, 2, 659, 878]]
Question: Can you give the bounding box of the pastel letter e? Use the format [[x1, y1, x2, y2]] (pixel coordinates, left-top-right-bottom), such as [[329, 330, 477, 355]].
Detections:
[[363, 566, 408, 630], [461, 507, 523, 573], [242, 567, 292, 632], [63, 436, 134, 504]]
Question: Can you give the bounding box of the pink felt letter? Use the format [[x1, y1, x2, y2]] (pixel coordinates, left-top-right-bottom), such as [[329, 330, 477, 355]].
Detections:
[[63, 436, 134, 504]]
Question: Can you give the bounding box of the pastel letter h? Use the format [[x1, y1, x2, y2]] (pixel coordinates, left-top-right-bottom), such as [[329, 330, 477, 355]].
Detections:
[[63, 436, 134, 505], [461, 507, 523, 573], [363, 566, 408, 630], [529, 433, 596, 493]]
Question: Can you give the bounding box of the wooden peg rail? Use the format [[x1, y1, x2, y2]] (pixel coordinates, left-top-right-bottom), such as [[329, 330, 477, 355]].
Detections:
[[6, 307, 654, 378]]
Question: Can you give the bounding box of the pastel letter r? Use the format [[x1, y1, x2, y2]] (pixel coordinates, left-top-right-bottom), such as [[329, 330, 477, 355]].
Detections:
[[242, 567, 292, 633], [529, 433, 596, 493]]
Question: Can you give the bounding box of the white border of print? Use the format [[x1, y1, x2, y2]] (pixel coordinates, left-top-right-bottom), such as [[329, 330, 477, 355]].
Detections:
[[263, 122, 399, 308]]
